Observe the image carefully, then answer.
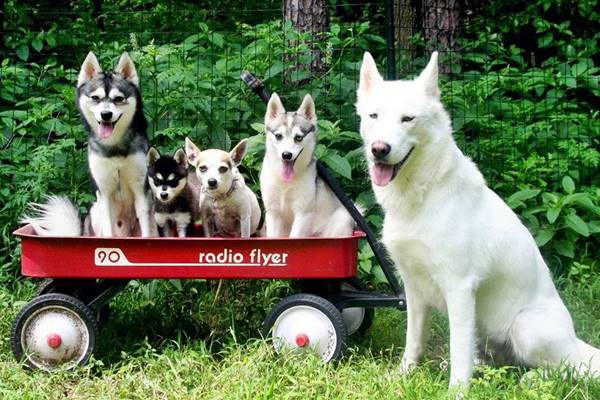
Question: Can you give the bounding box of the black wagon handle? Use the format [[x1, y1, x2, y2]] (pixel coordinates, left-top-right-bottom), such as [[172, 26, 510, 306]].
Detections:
[[240, 71, 404, 296]]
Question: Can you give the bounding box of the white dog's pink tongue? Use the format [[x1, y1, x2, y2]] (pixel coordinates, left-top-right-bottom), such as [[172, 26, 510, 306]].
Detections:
[[371, 163, 395, 186], [281, 161, 295, 182], [99, 122, 114, 139]]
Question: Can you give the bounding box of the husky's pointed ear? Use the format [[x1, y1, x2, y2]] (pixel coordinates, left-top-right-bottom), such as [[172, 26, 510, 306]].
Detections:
[[78, 52, 102, 87], [358, 52, 383, 98], [115, 52, 139, 87], [297, 94, 316, 121], [229, 139, 248, 166], [417, 51, 440, 99], [147, 147, 160, 167], [265, 93, 285, 122], [173, 148, 187, 166], [185, 137, 201, 166]]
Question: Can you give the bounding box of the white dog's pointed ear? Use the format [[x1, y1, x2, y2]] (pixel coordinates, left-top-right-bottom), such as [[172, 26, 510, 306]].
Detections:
[[173, 148, 187, 166], [417, 51, 440, 99], [265, 93, 285, 122], [78, 51, 102, 87], [297, 94, 316, 121], [185, 137, 201, 166], [229, 139, 248, 166], [115, 52, 139, 87], [358, 52, 383, 97], [147, 147, 160, 167]]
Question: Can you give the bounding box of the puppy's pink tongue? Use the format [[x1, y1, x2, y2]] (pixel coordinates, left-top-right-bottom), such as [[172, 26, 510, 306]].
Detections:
[[371, 163, 394, 186], [281, 161, 295, 182], [99, 122, 114, 139]]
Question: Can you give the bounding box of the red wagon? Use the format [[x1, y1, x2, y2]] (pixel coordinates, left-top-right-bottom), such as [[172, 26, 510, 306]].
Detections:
[[12, 224, 405, 371], [12, 72, 406, 371]]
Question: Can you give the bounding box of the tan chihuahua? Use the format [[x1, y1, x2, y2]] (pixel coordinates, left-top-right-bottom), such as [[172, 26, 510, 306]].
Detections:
[[185, 137, 262, 237]]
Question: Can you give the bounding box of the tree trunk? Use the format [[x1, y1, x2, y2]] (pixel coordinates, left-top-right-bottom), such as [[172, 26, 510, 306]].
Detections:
[[395, 0, 419, 64], [421, 0, 460, 73], [283, 0, 330, 78]]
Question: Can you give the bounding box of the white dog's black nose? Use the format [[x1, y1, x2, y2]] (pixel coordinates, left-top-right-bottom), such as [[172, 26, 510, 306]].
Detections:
[[207, 178, 217, 188], [282, 151, 293, 160], [100, 111, 113, 121], [160, 193, 168, 200], [371, 141, 391, 159]]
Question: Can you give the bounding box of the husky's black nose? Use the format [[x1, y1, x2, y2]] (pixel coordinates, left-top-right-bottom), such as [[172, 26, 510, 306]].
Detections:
[[207, 178, 217, 188], [282, 151, 293, 160], [160, 193, 168, 200], [371, 141, 391, 159], [100, 111, 113, 121]]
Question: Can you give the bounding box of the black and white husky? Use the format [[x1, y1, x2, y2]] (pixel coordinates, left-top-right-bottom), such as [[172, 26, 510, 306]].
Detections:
[[23, 52, 155, 237], [147, 147, 200, 237]]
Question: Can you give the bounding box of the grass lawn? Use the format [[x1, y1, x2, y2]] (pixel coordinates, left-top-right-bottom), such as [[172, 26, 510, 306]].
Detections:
[[0, 276, 599, 399]]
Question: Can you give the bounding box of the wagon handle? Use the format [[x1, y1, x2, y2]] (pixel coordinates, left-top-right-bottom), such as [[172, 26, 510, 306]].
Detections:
[[241, 71, 404, 297]]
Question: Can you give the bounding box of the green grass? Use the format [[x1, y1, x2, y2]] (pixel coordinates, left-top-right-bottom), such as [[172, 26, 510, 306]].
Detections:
[[0, 277, 599, 400]]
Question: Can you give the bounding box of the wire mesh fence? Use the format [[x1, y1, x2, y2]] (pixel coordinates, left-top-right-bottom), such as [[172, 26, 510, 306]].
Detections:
[[1, 1, 598, 208]]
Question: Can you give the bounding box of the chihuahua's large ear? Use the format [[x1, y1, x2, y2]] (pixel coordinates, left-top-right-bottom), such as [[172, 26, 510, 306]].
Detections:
[[358, 52, 383, 98], [229, 139, 248, 166], [78, 51, 102, 87], [297, 94, 316, 121], [185, 137, 201, 166], [115, 52, 139, 87], [173, 148, 187, 166], [265, 93, 285, 122], [147, 147, 160, 167], [417, 51, 439, 99]]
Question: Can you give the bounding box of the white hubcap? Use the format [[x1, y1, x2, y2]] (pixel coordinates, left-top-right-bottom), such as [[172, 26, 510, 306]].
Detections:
[[271, 305, 338, 362], [21, 305, 90, 370]]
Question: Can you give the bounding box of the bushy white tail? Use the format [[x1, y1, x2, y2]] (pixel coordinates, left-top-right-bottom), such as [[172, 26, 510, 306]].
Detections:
[[21, 195, 81, 236]]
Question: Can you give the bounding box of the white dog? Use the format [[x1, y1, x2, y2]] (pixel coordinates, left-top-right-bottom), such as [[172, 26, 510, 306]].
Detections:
[[185, 137, 261, 237], [261, 93, 354, 238], [356, 51, 600, 387]]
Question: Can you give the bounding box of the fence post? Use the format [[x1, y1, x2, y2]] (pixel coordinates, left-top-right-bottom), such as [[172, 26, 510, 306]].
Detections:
[[385, 0, 396, 80]]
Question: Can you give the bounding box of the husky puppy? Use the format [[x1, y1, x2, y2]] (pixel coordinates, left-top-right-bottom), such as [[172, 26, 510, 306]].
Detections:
[[147, 147, 200, 237], [185, 138, 261, 238], [356, 51, 600, 387], [260, 93, 353, 238], [77, 51, 155, 237]]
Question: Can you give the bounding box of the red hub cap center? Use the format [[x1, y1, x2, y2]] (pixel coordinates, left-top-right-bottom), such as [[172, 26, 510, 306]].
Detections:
[[47, 334, 62, 349], [295, 333, 309, 347]]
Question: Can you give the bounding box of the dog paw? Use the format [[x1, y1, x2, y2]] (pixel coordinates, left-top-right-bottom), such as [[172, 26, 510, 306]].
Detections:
[[398, 356, 418, 374]]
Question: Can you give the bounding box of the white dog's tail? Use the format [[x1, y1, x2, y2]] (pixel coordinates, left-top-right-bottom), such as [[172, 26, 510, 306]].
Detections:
[[21, 195, 82, 237], [573, 339, 600, 377]]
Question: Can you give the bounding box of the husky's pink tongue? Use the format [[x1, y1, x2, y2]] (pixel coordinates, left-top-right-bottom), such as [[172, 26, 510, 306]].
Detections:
[[371, 163, 395, 186], [281, 160, 295, 182], [98, 122, 114, 139]]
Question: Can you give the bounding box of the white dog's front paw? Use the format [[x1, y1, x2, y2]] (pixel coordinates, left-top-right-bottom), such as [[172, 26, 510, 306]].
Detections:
[[399, 355, 418, 374]]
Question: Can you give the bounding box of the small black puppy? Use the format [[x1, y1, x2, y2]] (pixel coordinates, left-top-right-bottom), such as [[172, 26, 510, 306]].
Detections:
[[147, 147, 200, 237]]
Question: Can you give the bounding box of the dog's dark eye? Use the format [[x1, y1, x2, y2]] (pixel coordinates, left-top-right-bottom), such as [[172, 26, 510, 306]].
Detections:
[[153, 178, 161, 186], [218, 166, 229, 174], [369, 113, 378, 119], [402, 116, 415, 123], [114, 96, 125, 104], [198, 166, 207, 173], [91, 95, 101, 102], [274, 133, 283, 141], [294, 135, 303, 142]]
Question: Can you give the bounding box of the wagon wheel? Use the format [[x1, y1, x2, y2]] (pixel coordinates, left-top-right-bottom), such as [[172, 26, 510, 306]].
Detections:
[[341, 278, 374, 336], [262, 293, 347, 362], [11, 293, 98, 371], [37, 279, 110, 322]]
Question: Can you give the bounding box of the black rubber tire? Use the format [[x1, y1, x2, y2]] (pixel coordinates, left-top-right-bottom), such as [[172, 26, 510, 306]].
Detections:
[[262, 293, 347, 362], [341, 278, 374, 336], [36, 279, 110, 323], [11, 293, 98, 371]]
